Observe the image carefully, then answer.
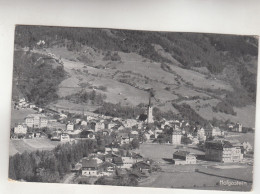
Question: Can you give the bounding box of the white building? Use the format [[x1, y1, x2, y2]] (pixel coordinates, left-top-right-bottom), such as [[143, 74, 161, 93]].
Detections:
[[60, 133, 70, 141], [66, 123, 74, 131], [121, 157, 135, 169], [14, 124, 27, 134], [25, 114, 48, 128], [147, 106, 154, 123], [171, 131, 182, 145]]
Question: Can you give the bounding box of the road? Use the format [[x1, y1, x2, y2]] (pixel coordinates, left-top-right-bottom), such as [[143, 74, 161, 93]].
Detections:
[[62, 172, 76, 184]]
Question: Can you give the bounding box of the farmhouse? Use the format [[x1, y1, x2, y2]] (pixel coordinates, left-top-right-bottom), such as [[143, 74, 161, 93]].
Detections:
[[121, 157, 135, 169], [205, 140, 243, 163], [173, 150, 197, 165], [25, 114, 48, 128], [14, 123, 27, 134], [66, 123, 74, 131], [60, 133, 70, 142], [98, 162, 116, 176], [112, 157, 124, 168], [82, 159, 98, 176], [133, 161, 151, 173]]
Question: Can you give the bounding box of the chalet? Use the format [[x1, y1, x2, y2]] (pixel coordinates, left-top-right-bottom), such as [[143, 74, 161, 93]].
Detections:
[[66, 123, 74, 131], [82, 159, 98, 176], [131, 130, 139, 135], [112, 157, 124, 168], [81, 120, 88, 126], [132, 153, 143, 163], [121, 157, 135, 169], [59, 113, 67, 119], [25, 114, 48, 128], [29, 104, 36, 109], [75, 119, 81, 124], [173, 150, 197, 165], [133, 161, 151, 173], [205, 140, 243, 163], [96, 122, 105, 131], [119, 133, 130, 144], [104, 153, 114, 162], [14, 123, 27, 134], [98, 162, 116, 176], [242, 141, 253, 153], [60, 133, 70, 142]]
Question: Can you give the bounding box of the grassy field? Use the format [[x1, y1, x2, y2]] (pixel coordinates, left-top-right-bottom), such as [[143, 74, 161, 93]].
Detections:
[[225, 132, 255, 147], [137, 143, 253, 191], [10, 108, 37, 128], [9, 138, 61, 156]]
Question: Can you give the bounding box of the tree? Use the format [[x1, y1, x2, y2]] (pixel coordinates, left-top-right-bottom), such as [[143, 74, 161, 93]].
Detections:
[[131, 138, 140, 149]]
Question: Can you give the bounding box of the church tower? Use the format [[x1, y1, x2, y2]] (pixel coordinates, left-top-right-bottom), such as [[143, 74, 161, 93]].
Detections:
[[147, 89, 154, 124]]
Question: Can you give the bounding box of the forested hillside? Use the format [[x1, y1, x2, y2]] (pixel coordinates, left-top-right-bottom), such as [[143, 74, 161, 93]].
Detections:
[[13, 25, 258, 127]]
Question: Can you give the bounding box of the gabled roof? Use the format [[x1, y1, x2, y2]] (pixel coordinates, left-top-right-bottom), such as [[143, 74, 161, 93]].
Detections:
[[133, 161, 151, 169], [205, 140, 233, 150], [132, 153, 143, 159], [112, 157, 123, 165], [173, 150, 194, 157], [82, 158, 98, 168], [99, 161, 115, 169]]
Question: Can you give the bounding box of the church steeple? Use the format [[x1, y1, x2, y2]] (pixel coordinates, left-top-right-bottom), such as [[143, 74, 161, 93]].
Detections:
[[147, 88, 154, 124]]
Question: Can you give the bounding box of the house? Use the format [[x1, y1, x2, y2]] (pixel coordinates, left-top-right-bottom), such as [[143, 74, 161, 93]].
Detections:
[[104, 153, 113, 162], [29, 104, 36, 109], [88, 121, 96, 130], [25, 114, 48, 128], [242, 142, 253, 154], [121, 157, 135, 169], [154, 129, 163, 138], [173, 150, 197, 165], [66, 123, 74, 131], [205, 140, 243, 163], [75, 119, 81, 124], [112, 157, 124, 168], [14, 124, 27, 134], [132, 153, 143, 163], [117, 125, 125, 131], [98, 162, 116, 176], [232, 123, 243, 133], [131, 130, 139, 135], [96, 122, 105, 131], [143, 130, 154, 141], [118, 133, 130, 144], [59, 113, 67, 119], [132, 161, 151, 173], [60, 133, 70, 142], [204, 123, 224, 138], [81, 120, 88, 126], [171, 131, 182, 145], [82, 159, 98, 176], [104, 121, 116, 130]]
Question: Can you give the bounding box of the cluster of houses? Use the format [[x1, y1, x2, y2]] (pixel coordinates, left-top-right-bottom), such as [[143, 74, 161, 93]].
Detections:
[[11, 97, 253, 166], [14, 98, 39, 111], [73, 149, 151, 178]]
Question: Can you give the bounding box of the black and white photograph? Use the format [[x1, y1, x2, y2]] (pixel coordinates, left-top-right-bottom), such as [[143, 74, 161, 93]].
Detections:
[[8, 25, 258, 192]]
